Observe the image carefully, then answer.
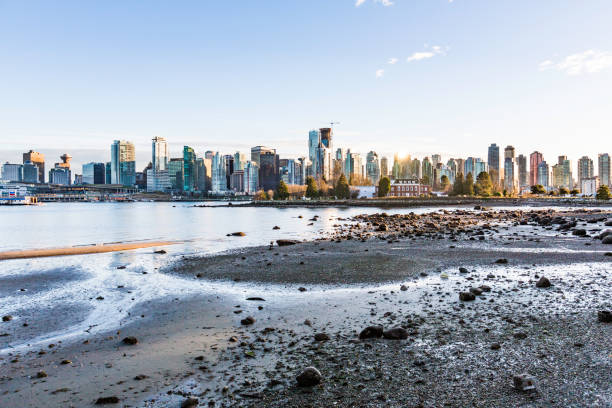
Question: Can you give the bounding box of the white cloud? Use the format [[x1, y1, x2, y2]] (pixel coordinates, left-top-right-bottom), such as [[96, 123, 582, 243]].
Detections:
[[388, 57, 398, 64], [355, 0, 393, 7], [376, 69, 385, 78], [539, 50, 612, 76], [406, 45, 445, 62]]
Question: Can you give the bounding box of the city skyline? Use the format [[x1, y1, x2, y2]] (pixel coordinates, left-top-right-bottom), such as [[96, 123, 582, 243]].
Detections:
[[1, 1, 611, 171]]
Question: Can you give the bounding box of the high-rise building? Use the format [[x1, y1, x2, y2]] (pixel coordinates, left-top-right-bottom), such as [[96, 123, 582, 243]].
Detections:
[[105, 162, 112, 184], [168, 158, 184, 191], [517, 154, 528, 189], [365, 151, 380, 185], [23, 161, 39, 183], [455, 159, 465, 177], [183, 146, 197, 192], [380, 157, 389, 178], [224, 154, 235, 189], [431, 154, 442, 168], [504, 157, 515, 192], [577, 156, 594, 183], [211, 152, 227, 193], [308, 130, 320, 169], [279, 159, 296, 185], [504, 145, 515, 160], [488, 144, 500, 185], [152, 137, 169, 172], [537, 161, 549, 188], [319, 128, 332, 149], [529, 151, 543, 186], [48, 166, 71, 185], [599, 153, 610, 187], [1, 163, 23, 181], [243, 161, 259, 194], [552, 156, 572, 189], [422, 157, 433, 185], [234, 152, 246, 172], [111, 140, 136, 186], [82, 162, 106, 184], [259, 151, 280, 191], [23, 150, 45, 183]]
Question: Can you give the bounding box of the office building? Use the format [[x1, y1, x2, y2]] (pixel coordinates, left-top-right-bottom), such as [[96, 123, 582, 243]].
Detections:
[[529, 151, 543, 186], [517, 154, 528, 189], [82, 162, 106, 184], [168, 158, 184, 191], [552, 156, 572, 189], [488, 144, 500, 185], [183, 146, 197, 192], [380, 157, 389, 178], [581, 177, 600, 197], [23, 150, 45, 183], [23, 161, 39, 183], [577, 156, 594, 183], [422, 157, 433, 185], [234, 152, 246, 172], [599, 153, 610, 187], [152, 137, 169, 172], [243, 161, 259, 194], [211, 152, 227, 193], [504, 157, 515, 192], [2, 163, 23, 181], [48, 166, 71, 185], [365, 151, 380, 185], [111, 140, 136, 186], [537, 161, 549, 188], [105, 162, 112, 184], [259, 150, 280, 191]]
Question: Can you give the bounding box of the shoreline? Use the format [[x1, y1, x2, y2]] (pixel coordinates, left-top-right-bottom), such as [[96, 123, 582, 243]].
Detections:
[[0, 207, 610, 407], [0, 241, 178, 261]]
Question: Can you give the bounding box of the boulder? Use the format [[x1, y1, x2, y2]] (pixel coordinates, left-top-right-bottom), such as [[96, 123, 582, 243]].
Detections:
[[240, 316, 255, 326], [494, 258, 508, 264], [571, 229, 587, 237], [181, 397, 199, 408], [314, 333, 330, 342], [459, 292, 476, 301], [359, 325, 384, 339], [469, 287, 483, 296], [382, 327, 408, 340], [296, 367, 322, 387], [277, 239, 299, 246], [2, 315, 12, 322], [598, 311, 612, 323], [603, 236, 612, 245], [122, 336, 138, 345], [95, 396, 120, 404], [459, 267, 469, 273], [231, 232, 246, 237], [513, 373, 536, 391], [535, 277, 551, 288]]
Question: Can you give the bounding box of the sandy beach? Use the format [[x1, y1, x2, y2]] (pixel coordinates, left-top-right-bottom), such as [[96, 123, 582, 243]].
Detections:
[[0, 207, 611, 407]]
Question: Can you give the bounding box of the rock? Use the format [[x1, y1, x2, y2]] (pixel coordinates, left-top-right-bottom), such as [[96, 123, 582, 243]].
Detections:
[[598, 311, 612, 323], [599, 229, 612, 240], [605, 220, 612, 226], [479, 285, 491, 292], [572, 229, 587, 237], [240, 316, 255, 325], [304, 319, 312, 326], [469, 287, 483, 296], [359, 325, 384, 339], [490, 343, 501, 350], [246, 297, 265, 301], [382, 327, 408, 340], [272, 226, 280, 230], [513, 331, 528, 339], [122, 336, 138, 345], [2, 315, 12, 322], [36, 371, 47, 378], [134, 374, 148, 380], [459, 292, 476, 301], [377, 224, 388, 232], [298, 287, 307, 292], [181, 397, 199, 408], [494, 258, 508, 264], [116, 265, 126, 269], [60, 359, 71, 365], [400, 285, 408, 291], [277, 239, 299, 246], [153, 249, 167, 254], [229, 336, 238, 342], [95, 396, 120, 404], [231, 232, 246, 237], [513, 373, 536, 391], [535, 277, 551, 288], [314, 333, 330, 342], [459, 267, 468, 273], [603, 236, 612, 245], [296, 367, 322, 387]]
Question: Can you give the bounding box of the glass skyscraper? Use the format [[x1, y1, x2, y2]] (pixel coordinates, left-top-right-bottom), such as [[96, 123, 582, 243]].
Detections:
[[110, 140, 136, 186]]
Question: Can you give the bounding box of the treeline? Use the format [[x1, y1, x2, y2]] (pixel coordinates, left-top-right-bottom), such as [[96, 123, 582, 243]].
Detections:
[[254, 174, 359, 201]]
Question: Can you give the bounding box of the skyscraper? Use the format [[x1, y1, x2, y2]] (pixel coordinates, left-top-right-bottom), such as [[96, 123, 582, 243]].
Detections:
[[577, 156, 594, 183], [23, 150, 45, 183], [537, 161, 549, 188], [504, 145, 515, 160], [319, 128, 332, 150], [211, 152, 227, 193], [599, 153, 610, 187], [82, 162, 106, 184], [365, 151, 380, 185], [308, 130, 320, 168], [488, 144, 500, 185], [517, 154, 528, 189], [380, 157, 389, 179], [552, 156, 572, 189], [431, 154, 442, 168], [111, 140, 136, 186], [504, 157, 515, 192], [2, 163, 23, 181], [422, 157, 433, 185], [152, 137, 169, 172], [183, 146, 197, 192], [168, 158, 184, 191], [529, 151, 543, 186], [23, 161, 39, 183], [259, 151, 280, 191], [243, 161, 259, 194], [234, 152, 246, 171]]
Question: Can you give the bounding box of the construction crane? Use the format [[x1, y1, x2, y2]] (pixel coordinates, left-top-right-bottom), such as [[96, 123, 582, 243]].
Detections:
[[329, 121, 340, 128]]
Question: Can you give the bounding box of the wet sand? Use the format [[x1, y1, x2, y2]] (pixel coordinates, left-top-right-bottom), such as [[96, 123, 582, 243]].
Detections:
[[0, 208, 611, 407], [0, 241, 178, 261]]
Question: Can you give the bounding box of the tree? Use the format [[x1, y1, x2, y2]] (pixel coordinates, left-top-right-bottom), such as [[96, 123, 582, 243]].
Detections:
[[531, 185, 546, 195], [452, 173, 464, 196], [253, 190, 267, 201], [335, 174, 350, 199], [463, 173, 474, 196], [420, 175, 430, 187], [305, 176, 319, 199], [558, 187, 570, 195], [475, 172, 493, 197], [378, 176, 391, 197], [440, 175, 450, 192], [597, 185, 611, 200], [275, 180, 289, 200], [570, 189, 580, 196]]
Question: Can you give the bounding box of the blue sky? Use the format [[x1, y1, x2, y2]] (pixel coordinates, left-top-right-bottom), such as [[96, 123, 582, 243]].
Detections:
[[1, 0, 611, 171]]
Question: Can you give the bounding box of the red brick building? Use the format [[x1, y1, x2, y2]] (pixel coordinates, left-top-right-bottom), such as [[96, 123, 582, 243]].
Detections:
[[376, 178, 430, 197]]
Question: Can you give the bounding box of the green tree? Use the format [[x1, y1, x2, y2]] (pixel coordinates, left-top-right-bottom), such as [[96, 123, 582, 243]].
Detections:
[[420, 175, 430, 186], [597, 185, 611, 200], [305, 176, 319, 199], [378, 176, 391, 197], [558, 187, 570, 195], [475, 171, 493, 197], [463, 173, 475, 196], [452, 173, 464, 196], [570, 189, 580, 196], [275, 180, 289, 200], [440, 175, 450, 192], [531, 185, 546, 195], [335, 174, 350, 199]]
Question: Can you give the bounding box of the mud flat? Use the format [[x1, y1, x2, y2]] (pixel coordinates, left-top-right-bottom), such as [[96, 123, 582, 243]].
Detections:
[[0, 241, 177, 260], [0, 208, 610, 407]]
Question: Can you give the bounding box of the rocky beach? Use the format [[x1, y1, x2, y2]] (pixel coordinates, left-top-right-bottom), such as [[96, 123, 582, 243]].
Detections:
[[1, 206, 611, 407]]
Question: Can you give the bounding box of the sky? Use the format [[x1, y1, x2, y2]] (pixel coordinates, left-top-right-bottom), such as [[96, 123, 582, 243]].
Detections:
[[1, 0, 611, 173]]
